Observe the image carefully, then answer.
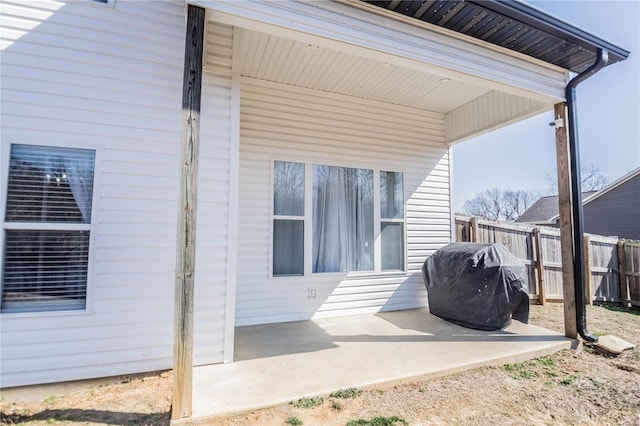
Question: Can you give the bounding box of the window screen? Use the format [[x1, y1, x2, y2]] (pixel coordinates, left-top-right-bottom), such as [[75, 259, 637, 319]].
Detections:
[[2, 145, 95, 313]]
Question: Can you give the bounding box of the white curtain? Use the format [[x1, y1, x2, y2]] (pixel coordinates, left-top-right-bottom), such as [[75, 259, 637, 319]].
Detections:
[[64, 155, 95, 224], [7, 145, 94, 223], [313, 165, 374, 272]]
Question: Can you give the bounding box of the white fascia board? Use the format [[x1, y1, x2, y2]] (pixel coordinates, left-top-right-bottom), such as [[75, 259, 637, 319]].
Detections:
[[191, 0, 567, 103]]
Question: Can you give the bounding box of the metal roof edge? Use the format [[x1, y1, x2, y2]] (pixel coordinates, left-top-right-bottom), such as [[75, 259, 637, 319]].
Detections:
[[479, 0, 630, 64]]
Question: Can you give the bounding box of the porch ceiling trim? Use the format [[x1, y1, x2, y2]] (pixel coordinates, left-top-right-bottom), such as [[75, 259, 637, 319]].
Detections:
[[191, 0, 567, 103]]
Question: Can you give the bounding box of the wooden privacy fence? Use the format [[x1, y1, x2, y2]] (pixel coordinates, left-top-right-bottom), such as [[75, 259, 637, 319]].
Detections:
[[455, 215, 640, 307]]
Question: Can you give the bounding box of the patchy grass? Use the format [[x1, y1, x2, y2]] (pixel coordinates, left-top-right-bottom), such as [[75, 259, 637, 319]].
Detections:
[[535, 356, 556, 367], [559, 375, 579, 386], [346, 416, 408, 426], [329, 388, 363, 399], [500, 355, 559, 380], [285, 416, 303, 425], [500, 361, 536, 380], [43, 396, 56, 405], [601, 304, 640, 316], [289, 397, 324, 409]]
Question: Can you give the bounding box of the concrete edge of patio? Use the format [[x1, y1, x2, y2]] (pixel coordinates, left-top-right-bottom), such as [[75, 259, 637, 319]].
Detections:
[[183, 309, 577, 423], [180, 339, 575, 424]]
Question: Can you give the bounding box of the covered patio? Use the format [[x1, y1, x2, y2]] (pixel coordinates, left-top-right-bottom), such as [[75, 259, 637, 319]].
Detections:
[[170, 0, 628, 421], [189, 309, 573, 420]]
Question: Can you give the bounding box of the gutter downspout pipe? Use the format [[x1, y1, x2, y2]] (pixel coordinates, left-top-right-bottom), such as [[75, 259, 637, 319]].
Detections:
[[565, 48, 609, 343]]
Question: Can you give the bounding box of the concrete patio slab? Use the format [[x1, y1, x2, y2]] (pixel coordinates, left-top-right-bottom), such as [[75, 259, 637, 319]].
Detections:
[[190, 308, 573, 421]]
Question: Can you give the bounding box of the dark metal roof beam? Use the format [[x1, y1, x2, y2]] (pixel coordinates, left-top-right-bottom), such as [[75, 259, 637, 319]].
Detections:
[[471, 0, 629, 63], [412, 1, 435, 19], [359, 0, 629, 73]]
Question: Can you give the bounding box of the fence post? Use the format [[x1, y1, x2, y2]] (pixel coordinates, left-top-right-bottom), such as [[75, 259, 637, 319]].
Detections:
[[533, 228, 546, 306], [455, 219, 463, 242], [583, 235, 592, 305], [618, 240, 630, 307], [470, 217, 479, 242]]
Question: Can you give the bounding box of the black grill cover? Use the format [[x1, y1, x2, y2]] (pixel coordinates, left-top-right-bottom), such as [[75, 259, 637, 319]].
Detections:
[[422, 242, 530, 330]]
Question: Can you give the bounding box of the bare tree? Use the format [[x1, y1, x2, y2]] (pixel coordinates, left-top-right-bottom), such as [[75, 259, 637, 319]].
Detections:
[[463, 188, 536, 222], [502, 189, 536, 221], [580, 164, 610, 191], [546, 163, 610, 193]]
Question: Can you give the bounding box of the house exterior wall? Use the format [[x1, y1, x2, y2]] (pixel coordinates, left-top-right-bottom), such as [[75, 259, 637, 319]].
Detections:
[[236, 78, 450, 326], [1, 0, 230, 388], [583, 174, 640, 240], [0, 0, 576, 388]]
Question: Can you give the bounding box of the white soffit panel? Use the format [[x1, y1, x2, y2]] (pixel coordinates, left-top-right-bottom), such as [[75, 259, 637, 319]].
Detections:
[[233, 27, 490, 114]]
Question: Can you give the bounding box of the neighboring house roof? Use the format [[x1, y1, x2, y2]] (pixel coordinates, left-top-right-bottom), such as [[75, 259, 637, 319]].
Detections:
[[581, 167, 640, 207], [548, 168, 640, 223], [515, 195, 559, 224], [360, 0, 629, 73], [516, 191, 597, 224]]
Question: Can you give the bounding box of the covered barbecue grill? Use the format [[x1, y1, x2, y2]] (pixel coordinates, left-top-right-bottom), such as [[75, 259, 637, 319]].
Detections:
[[422, 242, 530, 331]]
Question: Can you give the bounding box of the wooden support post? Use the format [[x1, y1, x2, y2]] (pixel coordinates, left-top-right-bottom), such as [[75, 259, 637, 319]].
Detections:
[[618, 240, 630, 307], [470, 217, 479, 243], [583, 235, 592, 305], [554, 102, 578, 339], [172, 4, 205, 421], [533, 228, 546, 306]]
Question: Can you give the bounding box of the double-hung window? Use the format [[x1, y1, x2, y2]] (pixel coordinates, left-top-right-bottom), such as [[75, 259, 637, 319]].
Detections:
[[272, 161, 305, 276], [272, 160, 405, 276], [2, 144, 96, 313], [380, 171, 405, 271]]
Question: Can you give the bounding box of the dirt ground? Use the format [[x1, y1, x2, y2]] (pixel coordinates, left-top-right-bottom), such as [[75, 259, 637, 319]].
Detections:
[[2, 303, 639, 426]]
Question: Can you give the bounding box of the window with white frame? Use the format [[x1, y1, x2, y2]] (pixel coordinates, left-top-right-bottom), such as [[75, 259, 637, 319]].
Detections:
[[380, 171, 405, 270], [2, 144, 95, 313], [272, 161, 305, 276], [272, 161, 405, 276]]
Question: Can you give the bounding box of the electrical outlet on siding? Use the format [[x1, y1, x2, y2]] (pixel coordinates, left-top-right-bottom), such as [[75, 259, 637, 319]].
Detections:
[[308, 288, 317, 299]]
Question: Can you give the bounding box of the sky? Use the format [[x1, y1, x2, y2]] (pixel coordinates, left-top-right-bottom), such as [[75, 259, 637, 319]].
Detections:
[[452, 0, 640, 213]]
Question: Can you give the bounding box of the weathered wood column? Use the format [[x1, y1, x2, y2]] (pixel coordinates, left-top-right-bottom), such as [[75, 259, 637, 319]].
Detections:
[[554, 102, 578, 339], [172, 4, 205, 421]]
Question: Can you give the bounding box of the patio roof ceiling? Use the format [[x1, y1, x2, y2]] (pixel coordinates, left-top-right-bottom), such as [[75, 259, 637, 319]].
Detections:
[[234, 27, 491, 114], [359, 0, 630, 73]]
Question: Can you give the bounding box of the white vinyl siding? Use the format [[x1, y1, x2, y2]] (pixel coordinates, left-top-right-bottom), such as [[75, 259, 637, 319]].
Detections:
[[445, 91, 549, 143], [197, 20, 235, 363], [0, 0, 230, 387], [237, 78, 450, 326]]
